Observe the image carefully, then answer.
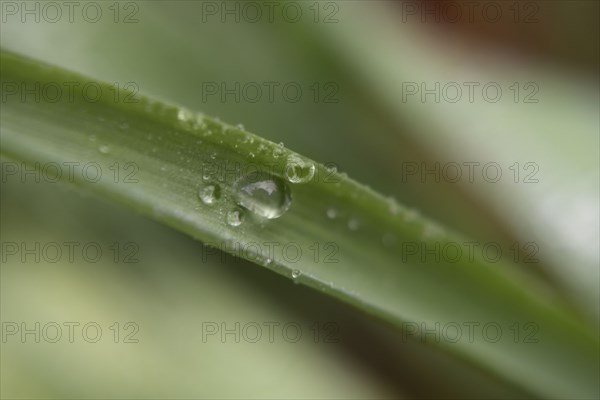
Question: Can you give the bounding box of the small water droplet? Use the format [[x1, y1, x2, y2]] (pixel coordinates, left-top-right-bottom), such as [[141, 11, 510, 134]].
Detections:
[[177, 109, 191, 122], [326, 164, 338, 174], [160, 166, 167, 172], [326, 207, 337, 219], [265, 258, 273, 266], [98, 145, 110, 154], [199, 184, 220, 205], [404, 209, 420, 223], [236, 123, 245, 130], [226, 208, 244, 227], [249, 152, 255, 158], [291, 269, 301, 280], [285, 155, 315, 184], [422, 223, 445, 239], [348, 218, 360, 231], [233, 172, 291, 219]]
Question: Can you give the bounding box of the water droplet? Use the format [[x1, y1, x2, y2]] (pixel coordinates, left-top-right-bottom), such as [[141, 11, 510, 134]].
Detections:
[[348, 218, 360, 231], [98, 145, 110, 154], [291, 269, 301, 280], [236, 123, 245, 130], [177, 109, 191, 122], [404, 209, 420, 223], [226, 208, 244, 227], [249, 152, 255, 158], [199, 184, 220, 205], [326, 164, 337, 174], [233, 172, 291, 219], [160, 166, 167, 172], [387, 197, 399, 215], [422, 223, 445, 239], [285, 155, 315, 184], [326, 207, 337, 219], [265, 258, 273, 266], [272, 142, 285, 158]]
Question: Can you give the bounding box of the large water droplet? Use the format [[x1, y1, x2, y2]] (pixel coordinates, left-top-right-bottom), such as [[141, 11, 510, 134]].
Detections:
[[226, 208, 244, 227], [285, 155, 315, 184], [199, 184, 220, 205], [233, 172, 291, 219]]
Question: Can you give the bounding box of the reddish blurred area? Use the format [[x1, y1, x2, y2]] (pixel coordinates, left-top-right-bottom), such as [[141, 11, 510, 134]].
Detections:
[[393, 0, 599, 72]]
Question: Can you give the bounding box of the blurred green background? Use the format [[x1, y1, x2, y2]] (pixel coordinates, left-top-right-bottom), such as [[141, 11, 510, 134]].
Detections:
[[1, 1, 598, 398]]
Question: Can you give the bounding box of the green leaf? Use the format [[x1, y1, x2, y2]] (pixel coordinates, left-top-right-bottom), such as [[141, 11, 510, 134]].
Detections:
[[1, 49, 598, 399]]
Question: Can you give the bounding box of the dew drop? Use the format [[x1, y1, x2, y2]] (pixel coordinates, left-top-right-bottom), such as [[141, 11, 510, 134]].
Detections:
[[291, 269, 301, 280], [404, 209, 420, 223], [273, 142, 285, 158], [236, 123, 245, 130], [233, 172, 291, 219], [285, 155, 315, 184], [422, 223, 445, 239], [98, 145, 110, 154], [177, 109, 191, 122], [226, 208, 244, 227], [387, 197, 400, 215], [199, 184, 220, 205], [326, 207, 337, 219], [348, 218, 360, 231], [326, 164, 338, 174]]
